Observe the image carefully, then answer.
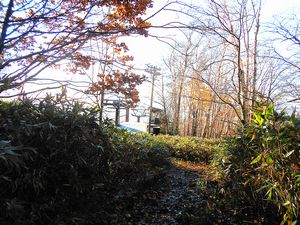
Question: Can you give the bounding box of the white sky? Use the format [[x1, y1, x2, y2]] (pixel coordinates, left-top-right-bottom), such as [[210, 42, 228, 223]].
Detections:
[[125, 0, 300, 69]]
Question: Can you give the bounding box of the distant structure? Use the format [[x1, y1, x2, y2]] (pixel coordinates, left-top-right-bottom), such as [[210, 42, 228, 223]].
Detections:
[[102, 99, 162, 134], [103, 99, 129, 126], [131, 108, 147, 122], [145, 64, 161, 133], [148, 107, 162, 135]]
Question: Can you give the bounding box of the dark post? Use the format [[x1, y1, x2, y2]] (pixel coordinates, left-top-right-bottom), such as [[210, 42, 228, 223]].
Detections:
[[125, 107, 129, 122], [145, 64, 161, 133], [148, 74, 155, 133], [115, 104, 120, 126]]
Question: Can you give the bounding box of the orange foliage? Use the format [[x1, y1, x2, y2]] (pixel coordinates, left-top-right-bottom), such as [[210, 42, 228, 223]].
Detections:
[[0, 0, 152, 91], [79, 31, 145, 105], [189, 79, 212, 108], [87, 71, 145, 106]]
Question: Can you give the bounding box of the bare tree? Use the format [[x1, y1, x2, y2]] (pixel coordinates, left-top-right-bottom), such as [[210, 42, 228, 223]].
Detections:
[[162, 29, 237, 137], [153, 69, 171, 134], [163, 31, 199, 134], [269, 15, 300, 103], [187, 0, 262, 124]]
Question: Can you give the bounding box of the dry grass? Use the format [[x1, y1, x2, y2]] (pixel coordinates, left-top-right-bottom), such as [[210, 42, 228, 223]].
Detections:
[[171, 158, 219, 182]]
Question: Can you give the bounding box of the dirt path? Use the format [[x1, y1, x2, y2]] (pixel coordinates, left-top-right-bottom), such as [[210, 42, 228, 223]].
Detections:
[[77, 159, 275, 225], [96, 160, 277, 225], [122, 160, 215, 225], [89, 160, 210, 225], [136, 166, 201, 225]]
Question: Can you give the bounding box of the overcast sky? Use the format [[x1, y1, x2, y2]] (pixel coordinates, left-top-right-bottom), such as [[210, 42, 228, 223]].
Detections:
[[121, 0, 299, 106], [125, 0, 300, 70]]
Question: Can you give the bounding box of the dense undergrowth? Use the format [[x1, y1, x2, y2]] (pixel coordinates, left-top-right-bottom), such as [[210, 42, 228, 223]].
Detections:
[[213, 104, 300, 224], [1, 97, 299, 224], [0, 97, 169, 224], [152, 135, 220, 162], [0, 97, 109, 224]]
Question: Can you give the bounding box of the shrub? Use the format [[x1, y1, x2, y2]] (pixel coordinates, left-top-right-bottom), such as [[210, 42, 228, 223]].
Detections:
[[153, 135, 220, 163], [107, 129, 171, 185], [216, 104, 300, 224], [0, 97, 112, 224]]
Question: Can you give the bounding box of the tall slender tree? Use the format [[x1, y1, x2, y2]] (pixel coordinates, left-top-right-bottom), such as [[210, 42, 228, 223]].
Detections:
[[189, 0, 262, 124]]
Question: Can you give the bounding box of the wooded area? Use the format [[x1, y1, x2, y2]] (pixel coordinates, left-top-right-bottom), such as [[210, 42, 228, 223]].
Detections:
[[0, 0, 299, 224], [150, 0, 300, 137]]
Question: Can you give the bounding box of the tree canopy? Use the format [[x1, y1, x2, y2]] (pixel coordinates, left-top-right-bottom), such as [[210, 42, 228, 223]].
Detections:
[[0, 0, 152, 94]]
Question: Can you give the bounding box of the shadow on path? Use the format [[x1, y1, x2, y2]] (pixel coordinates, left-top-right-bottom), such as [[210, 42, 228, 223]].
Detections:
[[69, 159, 276, 225], [132, 160, 218, 225]]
